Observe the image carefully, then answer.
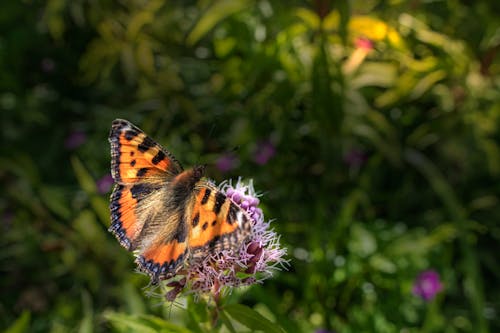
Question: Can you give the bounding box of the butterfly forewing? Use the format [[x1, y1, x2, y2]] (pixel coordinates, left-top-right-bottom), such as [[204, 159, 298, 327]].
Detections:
[[109, 119, 183, 183], [109, 119, 181, 250]]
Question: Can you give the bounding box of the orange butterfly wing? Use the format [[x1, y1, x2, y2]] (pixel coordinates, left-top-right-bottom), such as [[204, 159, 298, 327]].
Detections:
[[109, 119, 182, 183], [135, 183, 253, 282], [108, 119, 182, 250]]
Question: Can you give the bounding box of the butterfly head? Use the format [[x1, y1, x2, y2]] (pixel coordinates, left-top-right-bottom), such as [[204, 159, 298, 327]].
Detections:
[[192, 164, 206, 180]]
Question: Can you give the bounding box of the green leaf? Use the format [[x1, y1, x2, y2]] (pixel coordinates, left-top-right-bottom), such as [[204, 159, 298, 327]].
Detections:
[[73, 210, 108, 254], [39, 185, 71, 219], [71, 156, 110, 226], [348, 223, 377, 257], [219, 310, 237, 333], [71, 156, 97, 194], [4, 311, 30, 333], [410, 70, 446, 99], [78, 290, 93, 333], [404, 148, 465, 220], [351, 62, 397, 89], [186, 0, 250, 46], [104, 312, 193, 333], [223, 304, 286, 333]]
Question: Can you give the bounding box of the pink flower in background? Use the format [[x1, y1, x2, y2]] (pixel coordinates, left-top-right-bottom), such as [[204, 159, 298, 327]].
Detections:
[[355, 37, 374, 51], [165, 178, 287, 301], [412, 270, 443, 301], [343, 37, 375, 74], [253, 141, 276, 165], [65, 130, 87, 149], [215, 153, 240, 172], [96, 174, 114, 194]]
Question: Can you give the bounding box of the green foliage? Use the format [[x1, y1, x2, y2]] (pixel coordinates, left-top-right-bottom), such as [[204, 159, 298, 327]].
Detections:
[[1, 0, 499, 332]]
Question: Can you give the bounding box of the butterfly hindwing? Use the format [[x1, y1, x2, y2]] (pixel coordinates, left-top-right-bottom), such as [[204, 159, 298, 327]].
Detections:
[[109, 119, 183, 183], [136, 239, 187, 282], [132, 183, 253, 282], [109, 182, 161, 250]]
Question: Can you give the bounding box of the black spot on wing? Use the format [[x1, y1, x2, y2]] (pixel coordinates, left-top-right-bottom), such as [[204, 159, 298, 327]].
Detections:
[[136, 168, 148, 177], [174, 217, 187, 243], [152, 150, 166, 165], [202, 222, 208, 231], [213, 192, 226, 214], [227, 203, 239, 225], [138, 136, 155, 152], [192, 213, 200, 227], [130, 183, 154, 200], [125, 129, 138, 141], [130, 160, 136, 167], [207, 235, 221, 249], [201, 188, 211, 205]]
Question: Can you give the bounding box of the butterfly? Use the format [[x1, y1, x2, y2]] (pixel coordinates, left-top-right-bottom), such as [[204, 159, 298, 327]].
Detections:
[[108, 119, 252, 284]]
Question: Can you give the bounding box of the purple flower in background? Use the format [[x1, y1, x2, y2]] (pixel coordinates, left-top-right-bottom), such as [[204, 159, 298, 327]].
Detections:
[[316, 330, 336, 333], [253, 140, 276, 165], [96, 174, 114, 194], [343, 148, 367, 169], [65, 130, 87, 149], [164, 178, 288, 301], [412, 270, 443, 301], [216, 153, 240, 172]]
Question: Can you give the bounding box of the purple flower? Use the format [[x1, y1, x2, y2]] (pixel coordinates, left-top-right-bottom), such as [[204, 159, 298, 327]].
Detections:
[[253, 141, 276, 165], [216, 153, 240, 172], [343, 148, 367, 169], [412, 270, 443, 301], [65, 130, 87, 149], [96, 174, 114, 194], [164, 178, 287, 301]]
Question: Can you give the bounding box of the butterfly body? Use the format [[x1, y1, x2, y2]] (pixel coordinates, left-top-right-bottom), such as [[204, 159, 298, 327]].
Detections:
[[108, 119, 252, 283]]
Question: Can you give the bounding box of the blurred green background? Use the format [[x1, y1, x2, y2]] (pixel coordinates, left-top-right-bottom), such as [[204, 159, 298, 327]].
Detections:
[[1, 0, 499, 332]]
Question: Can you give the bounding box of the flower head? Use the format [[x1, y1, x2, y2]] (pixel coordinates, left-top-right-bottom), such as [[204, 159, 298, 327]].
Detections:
[[163, 178, 287, 301], [253, 140, 276, 165], [412, 270, 443, 301]]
